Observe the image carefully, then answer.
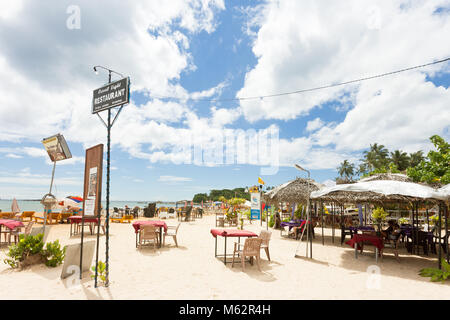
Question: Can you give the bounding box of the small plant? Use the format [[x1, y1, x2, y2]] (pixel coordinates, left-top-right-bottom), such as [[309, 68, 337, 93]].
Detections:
[[91, 260, 107, 285], [419, 259, 450, 283], [4, 234, 45, 268], [371, 207, 389, 233], [3, 234, 66, 269], [268, 213, 275, 228], [43, 240, 66, 267], [294, 206, 304, 220], [398, 217, 409, 225]]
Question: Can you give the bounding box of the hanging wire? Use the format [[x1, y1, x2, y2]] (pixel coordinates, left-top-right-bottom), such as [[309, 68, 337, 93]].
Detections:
[[150, 57, 450, 103]]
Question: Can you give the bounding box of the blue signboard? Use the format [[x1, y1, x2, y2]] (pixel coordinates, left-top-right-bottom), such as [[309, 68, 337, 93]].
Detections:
[[251, 209, 260, 220]]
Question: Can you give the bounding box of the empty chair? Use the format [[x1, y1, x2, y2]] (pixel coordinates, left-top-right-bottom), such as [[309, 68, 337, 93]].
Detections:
[[139, 225, 159, 250], [259, 230, 272, 261], [232, 238, 263, 271], [163, 223, 181, 247]]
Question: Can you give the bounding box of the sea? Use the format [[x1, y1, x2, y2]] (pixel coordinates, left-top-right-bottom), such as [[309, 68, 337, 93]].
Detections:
[[0, 199, 198, 212]]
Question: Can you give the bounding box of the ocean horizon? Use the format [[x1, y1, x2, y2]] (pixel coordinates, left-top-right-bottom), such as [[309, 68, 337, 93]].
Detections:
[[0, 199, 201, 212]]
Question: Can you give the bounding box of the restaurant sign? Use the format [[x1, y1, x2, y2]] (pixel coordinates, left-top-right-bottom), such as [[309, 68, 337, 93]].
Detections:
[[92, 77, 130, 114]]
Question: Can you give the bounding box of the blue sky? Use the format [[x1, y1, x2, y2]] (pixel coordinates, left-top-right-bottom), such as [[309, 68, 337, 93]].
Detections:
[[0, 0, 449, 201]]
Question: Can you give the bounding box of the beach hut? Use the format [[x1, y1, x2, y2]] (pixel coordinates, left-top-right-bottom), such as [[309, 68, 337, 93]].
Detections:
[[264, 178, 323, 206], [310, 178, 448, 268]]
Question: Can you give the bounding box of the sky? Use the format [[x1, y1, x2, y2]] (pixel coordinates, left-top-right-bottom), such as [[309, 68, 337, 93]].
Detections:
[[0, 0, 449, 201]]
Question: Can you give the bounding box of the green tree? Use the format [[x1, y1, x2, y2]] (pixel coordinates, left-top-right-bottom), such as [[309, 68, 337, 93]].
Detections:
[[390, 150, 410, 171], [337, 160, 355, 181], [409, 150, 425, 167], [192, 193, 208, 203], [363, 143, 389, 171], [407, 135, 450, 185]]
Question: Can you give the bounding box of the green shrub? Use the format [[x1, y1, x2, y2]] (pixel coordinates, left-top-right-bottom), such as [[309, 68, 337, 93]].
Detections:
[[419, 259, 450, 283], [4, 234, 45, 268], [43, 240, 66, 267], [3, 234, 65, 269]]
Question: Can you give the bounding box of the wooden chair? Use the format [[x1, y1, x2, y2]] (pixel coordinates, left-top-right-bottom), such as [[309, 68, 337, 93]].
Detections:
[[9, 221, 34, 244], [232, 238, 263, 271], [259, 230, 272, 261], [163, 223, 181, 247], [139, 225, 159, 249]]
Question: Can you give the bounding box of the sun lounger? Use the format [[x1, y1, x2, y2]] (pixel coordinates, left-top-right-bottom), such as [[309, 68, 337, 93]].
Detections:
[[34, 212, 59, 225], [111, 214, 134, 223], [16, 211, 35, 222]]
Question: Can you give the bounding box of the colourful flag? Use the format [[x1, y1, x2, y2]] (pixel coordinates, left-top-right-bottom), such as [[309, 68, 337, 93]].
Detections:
[[258, 177, 265, 185]]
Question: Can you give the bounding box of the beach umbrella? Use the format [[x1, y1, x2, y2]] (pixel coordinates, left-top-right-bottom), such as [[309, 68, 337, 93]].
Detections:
[[57, 196, 83, 209], [67, 195, 83, 203], [11, 198, 20, 213]]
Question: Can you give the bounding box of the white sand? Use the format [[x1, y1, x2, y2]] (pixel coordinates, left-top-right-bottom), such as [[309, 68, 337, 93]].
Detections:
[[0, 215, 448, 300]]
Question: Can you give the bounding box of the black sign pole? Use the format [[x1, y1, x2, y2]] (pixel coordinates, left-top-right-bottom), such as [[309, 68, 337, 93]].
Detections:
[[92, 66, 128, 288]]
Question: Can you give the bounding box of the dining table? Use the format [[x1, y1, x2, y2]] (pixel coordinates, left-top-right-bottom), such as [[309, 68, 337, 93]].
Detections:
[[132, 220, 168, 248], [346, 233, 384, 263], [68, 215, 99, 236], [0, 219, 24, 245], [210, 228, 258, 264]]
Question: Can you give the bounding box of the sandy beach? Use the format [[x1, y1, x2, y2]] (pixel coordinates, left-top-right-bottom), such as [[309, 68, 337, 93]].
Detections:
[[0, 214, 448, 300]]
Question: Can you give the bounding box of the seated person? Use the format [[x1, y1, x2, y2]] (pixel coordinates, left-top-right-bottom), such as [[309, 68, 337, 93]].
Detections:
[[66, 206, 80, 214], [381, 220, 400, 240]]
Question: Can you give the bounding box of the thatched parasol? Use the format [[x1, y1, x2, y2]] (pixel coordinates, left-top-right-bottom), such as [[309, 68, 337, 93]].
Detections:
[[264, 178, 323, 205]]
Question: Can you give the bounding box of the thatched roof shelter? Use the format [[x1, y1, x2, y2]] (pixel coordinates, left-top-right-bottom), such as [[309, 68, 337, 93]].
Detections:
[[310, 180, 446, 204], [264, 178, 323, 205], [358, 173, 413, 183]]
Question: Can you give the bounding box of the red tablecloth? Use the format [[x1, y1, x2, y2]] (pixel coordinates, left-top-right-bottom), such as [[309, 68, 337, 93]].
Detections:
[[0, 219, 24, 230], [132, 220, 168, 233], [210, 229, 258, 238], [346, 234, 384, 250], [68, 216, 99, 224]]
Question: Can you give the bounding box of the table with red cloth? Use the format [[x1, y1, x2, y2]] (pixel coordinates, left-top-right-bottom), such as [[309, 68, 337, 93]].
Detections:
[[210, 228, 258, 264], [0, 219, 24, 245], [68, 215, 99, 236], [132, 220, 168, 248], [346, 233, 384, 262]]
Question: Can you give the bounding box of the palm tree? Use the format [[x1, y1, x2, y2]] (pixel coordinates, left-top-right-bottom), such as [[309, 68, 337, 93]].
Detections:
[[356, 163, 369, 177], [390, 150, 410, 171], [409, 150, 425, 167], [337, 160, 355, 181], [363, 143, 389, 171]]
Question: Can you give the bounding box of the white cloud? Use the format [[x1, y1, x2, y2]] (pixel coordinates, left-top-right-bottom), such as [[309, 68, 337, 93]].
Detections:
[[306, 118, 324, 132], [0, 0, 226, 147], [236, 0, 450, 162], [5, 153, 22, 159], [158, 175, 192, 183]]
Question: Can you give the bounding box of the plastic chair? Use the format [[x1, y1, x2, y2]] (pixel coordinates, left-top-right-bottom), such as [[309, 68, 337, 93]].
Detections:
[[232, 238, 263, 271]]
